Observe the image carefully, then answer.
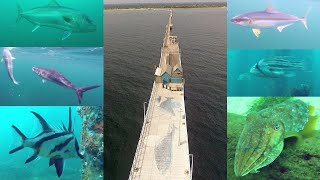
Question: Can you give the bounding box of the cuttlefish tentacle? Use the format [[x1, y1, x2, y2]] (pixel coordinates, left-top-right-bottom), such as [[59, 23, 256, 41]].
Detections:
[[234, 99, 314, 177]]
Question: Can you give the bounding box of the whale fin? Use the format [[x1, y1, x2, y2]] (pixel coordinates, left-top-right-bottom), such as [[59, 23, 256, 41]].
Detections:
[[1, 58, 3, 62], [75, 85, 100, 104], [12, 57, 16, 60], [32, 25, 40, 33], [48, 0, 61, 7], [42, 79, 46, 83], [62, 31, 72, 40], [17, 4, 23, 23]]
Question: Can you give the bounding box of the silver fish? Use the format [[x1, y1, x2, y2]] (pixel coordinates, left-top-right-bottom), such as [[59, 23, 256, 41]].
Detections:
[[250, 56, 307, 78]]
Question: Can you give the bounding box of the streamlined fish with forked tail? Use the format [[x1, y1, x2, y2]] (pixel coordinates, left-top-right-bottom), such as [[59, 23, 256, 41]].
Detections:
[[9, 107, 84, 177], [17, 0, 96, 40], [230, 7, 311, 38], [32, 67, 100, 104], [2, 47, 19, 85]]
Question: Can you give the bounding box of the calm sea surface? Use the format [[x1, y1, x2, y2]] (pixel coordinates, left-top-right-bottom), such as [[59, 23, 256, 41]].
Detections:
[[105, 8, 226, 180]]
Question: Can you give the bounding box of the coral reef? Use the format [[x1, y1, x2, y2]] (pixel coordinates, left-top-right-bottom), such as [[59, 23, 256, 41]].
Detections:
[[78, 106, 104, 180], [227, 99, 320, 179]]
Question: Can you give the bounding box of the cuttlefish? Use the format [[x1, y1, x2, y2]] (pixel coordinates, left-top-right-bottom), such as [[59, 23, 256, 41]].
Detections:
[[234, 99, 318, 176]]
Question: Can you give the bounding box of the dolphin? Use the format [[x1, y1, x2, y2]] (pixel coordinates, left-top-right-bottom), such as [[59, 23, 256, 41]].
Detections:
[[2, 47, 19, 85], [230, 7, 311, 38], [17, 0, 97, 40], [32, 67, 100, 103]]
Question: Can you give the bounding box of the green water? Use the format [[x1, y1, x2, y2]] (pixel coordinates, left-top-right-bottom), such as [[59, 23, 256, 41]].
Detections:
[[0, 0, 103, 46]]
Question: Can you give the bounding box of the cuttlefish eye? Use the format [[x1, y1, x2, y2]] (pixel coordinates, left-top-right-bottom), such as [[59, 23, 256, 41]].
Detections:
[[271, 121, 281, 131]]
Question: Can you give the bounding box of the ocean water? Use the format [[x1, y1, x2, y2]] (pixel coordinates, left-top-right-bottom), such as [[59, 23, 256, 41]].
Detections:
[[104, 8, 226, 180], [0, 0, 103, 46], [0, 47, 103, 105], [227, 49, 320, 96], [228, 0, 320, 49], [0, 106, 82, 180]]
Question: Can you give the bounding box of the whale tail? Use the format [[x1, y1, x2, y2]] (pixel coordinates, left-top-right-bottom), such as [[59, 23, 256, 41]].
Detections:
[[75, 85, 100, 104], [17, 4, 23, 23]]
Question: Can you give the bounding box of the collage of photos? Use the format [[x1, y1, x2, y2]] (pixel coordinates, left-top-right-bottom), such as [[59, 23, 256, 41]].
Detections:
[[0, 0, 104, 180], [228, 0, 320, 179]]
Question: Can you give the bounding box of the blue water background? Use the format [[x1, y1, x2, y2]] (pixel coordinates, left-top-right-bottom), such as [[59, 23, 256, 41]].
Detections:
[[0, 47, 103, 105], [228, 0, 320, 49], [0, 0, 103, 46], [0, 106, 82, 180], [227, 49, 320, 96]]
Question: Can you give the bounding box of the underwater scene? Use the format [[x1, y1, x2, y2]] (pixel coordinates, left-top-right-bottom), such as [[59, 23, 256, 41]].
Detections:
[[227, 97, 320, 179], [227, 49, 320, 96], [0, 106, 104, 180], [0, 0, 103, 46], [228, 0, 320, 49], [0, 47, 103, 105]]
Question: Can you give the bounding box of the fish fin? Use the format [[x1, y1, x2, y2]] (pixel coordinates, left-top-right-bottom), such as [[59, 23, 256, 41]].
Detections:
[[30, 111, 53, 132], [9, 125, 27, 154], [49, 158, 55, 167], [32, 25, 40, 33], [277, 23, 293, 32], [265, 6, 275, 13], [42, 79, 46, 83], [25, 152, 38, 164], [302, 7, 311, 30], [16, 4, 23, 23], [252, 29, 261, 38], [68, 107, 72, 132], [62, 31, 72, 40], [75, 85, 100, 104], [48, 0, 61, 7], [54, 158, 64, 177]]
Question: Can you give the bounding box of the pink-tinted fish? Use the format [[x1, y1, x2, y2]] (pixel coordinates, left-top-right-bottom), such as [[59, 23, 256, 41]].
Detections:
[[230, 7, 311, 38]]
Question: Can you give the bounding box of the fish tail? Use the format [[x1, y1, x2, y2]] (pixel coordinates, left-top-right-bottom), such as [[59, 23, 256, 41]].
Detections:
[[9, 125, 27, 154], [16, 4, 23, 23], [75, 85, 100, 104], [302, 7, 311, 30]]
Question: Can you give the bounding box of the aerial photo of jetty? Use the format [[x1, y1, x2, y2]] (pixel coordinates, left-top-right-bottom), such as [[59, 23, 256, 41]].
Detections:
[[104, 0, 227, 179]]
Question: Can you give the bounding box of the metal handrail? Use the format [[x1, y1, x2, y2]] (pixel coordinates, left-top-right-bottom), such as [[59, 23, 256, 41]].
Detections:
[[129, 82, 158, 179], [189, 154, 194, 180]]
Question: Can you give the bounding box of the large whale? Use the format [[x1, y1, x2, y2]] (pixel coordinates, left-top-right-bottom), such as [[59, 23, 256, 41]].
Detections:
[[2, 47, 19, 85], [17, 0, 96, 40], [32, 67, 100, 104]]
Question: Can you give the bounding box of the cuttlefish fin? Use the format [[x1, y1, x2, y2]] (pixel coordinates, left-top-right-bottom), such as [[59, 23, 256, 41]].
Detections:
[[252, 29, 261, 38]]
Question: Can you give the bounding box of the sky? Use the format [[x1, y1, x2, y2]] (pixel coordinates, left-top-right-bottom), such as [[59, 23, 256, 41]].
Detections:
[[104, 0, 226, 5]]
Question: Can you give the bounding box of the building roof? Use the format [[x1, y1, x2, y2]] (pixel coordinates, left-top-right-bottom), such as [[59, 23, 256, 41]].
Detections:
[[173, 64, 183, 73], [155, 67, 162, 76], [161, 64, 172, 76]]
